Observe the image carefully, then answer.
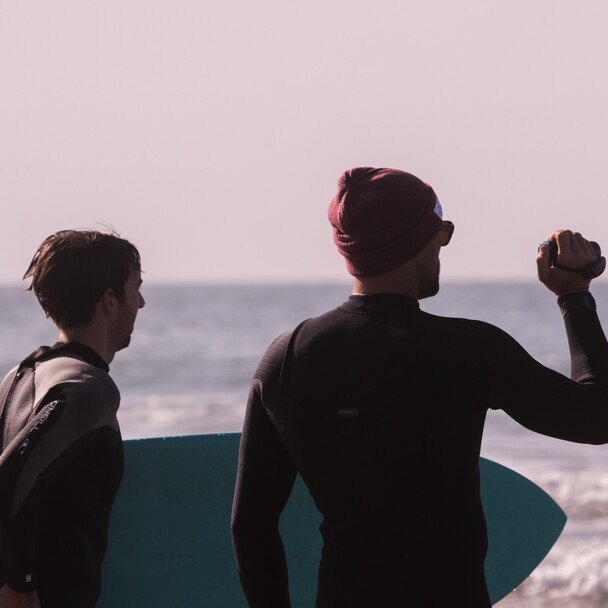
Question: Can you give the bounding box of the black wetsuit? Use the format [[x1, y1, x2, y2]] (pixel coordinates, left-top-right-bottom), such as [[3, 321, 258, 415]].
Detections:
[[0, 342, 123, 608], [231, 292, 608, 607]]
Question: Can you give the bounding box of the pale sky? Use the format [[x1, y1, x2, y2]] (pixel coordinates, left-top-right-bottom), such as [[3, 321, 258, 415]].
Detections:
[[1, 1, 607, 284]]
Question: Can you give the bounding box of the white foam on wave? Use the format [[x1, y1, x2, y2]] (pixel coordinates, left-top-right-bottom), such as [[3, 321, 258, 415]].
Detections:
[[497, 468, 608, 607], [532, 469, 608, 519], [500, 536, 608, 607]]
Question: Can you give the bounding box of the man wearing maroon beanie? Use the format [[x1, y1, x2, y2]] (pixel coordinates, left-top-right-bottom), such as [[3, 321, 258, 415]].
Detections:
[[232, 167, 608, 607]]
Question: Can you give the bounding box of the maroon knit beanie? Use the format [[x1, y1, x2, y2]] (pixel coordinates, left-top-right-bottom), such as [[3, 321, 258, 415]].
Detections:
[[328, 167, 442, 277]]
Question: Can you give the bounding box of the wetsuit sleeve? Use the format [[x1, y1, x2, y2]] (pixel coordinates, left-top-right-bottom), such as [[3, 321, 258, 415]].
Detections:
[[1, 376, 120, 593], [1, 487, 38, 592], [559, 292, 608, 383], [231, 377, 297, 607], [489, 292, 608, 443]]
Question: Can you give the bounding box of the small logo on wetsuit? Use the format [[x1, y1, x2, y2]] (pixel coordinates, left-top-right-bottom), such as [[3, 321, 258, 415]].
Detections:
[[17, 401, 59, 455], [338, 408, 359, 417]]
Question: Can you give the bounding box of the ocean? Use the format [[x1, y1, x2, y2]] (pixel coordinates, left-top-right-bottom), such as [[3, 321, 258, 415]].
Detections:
[[2, 280, 608, 607]]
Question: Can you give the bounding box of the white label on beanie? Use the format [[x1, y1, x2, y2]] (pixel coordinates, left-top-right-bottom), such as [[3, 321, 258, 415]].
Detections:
[[434, 197, 443, 219]]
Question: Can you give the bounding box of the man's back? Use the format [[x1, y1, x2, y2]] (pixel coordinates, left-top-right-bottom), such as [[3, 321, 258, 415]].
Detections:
[[234, 292, 608, 606], [262, 294, 490, 603]]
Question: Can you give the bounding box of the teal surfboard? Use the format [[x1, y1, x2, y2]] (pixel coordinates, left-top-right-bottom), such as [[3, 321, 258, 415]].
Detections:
[[98, 433, 566, 607]]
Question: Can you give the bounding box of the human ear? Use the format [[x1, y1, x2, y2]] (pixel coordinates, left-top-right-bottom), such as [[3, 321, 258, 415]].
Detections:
[[99, 287, 118, 315]]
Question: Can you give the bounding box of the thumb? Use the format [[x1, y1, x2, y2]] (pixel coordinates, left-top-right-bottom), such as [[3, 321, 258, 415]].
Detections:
[[537, 243, 554, 286]]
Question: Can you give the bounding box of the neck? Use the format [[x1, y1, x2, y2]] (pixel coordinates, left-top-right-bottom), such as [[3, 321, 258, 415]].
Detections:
[[352, 274, 420, 299], [351, 238, 441, 299], [58, 327, 115, 365]]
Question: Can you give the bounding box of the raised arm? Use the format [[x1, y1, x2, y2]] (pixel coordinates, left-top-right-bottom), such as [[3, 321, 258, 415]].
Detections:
[[487, 230, 608, 441]]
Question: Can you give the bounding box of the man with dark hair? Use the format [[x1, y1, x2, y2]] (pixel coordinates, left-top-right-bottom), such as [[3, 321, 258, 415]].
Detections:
[[0, 229, 145, 608], [231, 167, 608, 607]]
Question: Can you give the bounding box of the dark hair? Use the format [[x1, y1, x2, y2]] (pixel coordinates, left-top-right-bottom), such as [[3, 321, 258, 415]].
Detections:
[[23, 229, 142, 329]]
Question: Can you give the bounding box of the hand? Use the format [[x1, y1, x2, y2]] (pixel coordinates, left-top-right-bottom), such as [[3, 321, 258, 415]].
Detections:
[[537, 229, 600, 296], [0, 585, 40, 608]]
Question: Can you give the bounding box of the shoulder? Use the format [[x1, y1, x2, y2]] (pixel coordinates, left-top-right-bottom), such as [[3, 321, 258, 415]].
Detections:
[[253, 316, 323, 382], [0, 365, 19, 384], [35, 355, 121, 420], [420, 311, 529, 368], [0, 365, 19, 398], [253, 329, 295, 381], [422, 310, 513, 338]]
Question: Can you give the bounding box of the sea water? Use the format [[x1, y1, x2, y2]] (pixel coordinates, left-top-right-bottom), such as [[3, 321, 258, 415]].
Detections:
[[2, 280, 608, 607]]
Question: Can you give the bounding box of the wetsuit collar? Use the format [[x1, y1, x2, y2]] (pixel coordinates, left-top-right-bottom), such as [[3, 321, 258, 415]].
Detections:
[[51, 341, 110, 373], [339, 293, 420, 316]]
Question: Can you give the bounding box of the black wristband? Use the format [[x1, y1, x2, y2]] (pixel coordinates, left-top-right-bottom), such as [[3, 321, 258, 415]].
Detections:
[[557, 291, 597, 317]]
